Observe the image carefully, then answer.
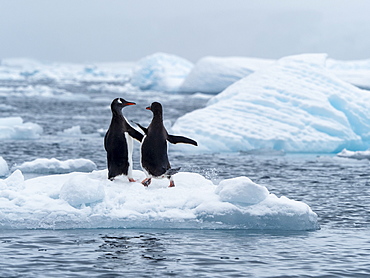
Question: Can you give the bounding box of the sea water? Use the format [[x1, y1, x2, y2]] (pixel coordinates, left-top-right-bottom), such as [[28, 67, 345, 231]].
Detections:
[[0, 82, 369, 277]]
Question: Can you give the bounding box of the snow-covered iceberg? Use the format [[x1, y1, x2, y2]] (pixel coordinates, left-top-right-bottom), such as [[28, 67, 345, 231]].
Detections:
[[0, 117, 43, 140], [12, 158, 97, 174], [172, 54, 370, 153], [0, 169, 319, 230], [180, 56, 274, 94], [130, 52, 193, 92]]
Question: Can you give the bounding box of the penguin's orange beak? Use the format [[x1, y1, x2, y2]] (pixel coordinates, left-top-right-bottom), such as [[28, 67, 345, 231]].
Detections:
[[126, 102, 136, 106], [146, 106, 151, 110]]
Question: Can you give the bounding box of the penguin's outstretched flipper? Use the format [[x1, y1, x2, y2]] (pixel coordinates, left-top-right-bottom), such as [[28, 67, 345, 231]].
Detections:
[[127, 125, 144, 142], [167, 134, 198, 146], [133, 122, 148, 135]]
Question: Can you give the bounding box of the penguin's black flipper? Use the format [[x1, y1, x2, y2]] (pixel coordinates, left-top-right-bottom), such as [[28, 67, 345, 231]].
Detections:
[[127, 125, 144, 142], [167, 134, 198, 146], [165, 167, 181, 176], [134, 122, 148, 135]]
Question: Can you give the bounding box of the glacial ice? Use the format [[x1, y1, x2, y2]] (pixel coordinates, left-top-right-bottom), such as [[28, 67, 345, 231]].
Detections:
[[130, 52, 193, 92], [0, 169, 319, 231], [0, 117, 43, 140], [12, 158, 97, 174], [172, 54, 370, 153]]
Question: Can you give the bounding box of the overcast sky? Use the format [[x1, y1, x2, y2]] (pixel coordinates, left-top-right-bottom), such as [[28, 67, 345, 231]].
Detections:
[[1, 0, 370, 63]]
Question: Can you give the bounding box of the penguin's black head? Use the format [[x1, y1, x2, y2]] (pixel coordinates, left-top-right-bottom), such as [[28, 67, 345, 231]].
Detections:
[[146, 102, 162, 115], [111, 98, 136, 111]]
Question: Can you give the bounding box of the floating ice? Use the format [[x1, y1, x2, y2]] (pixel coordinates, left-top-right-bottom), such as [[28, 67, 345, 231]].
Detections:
[[180, 56, 274, 94], [57, 126, 83, 137], [130, 52, 193, 92], [12, 158, 97, 174], [337, 149, 370, 160], [0, 157, 9, 177], [172, 54, 370, 153], [0, 117, 43, 140], [0, 169, 319, 230]]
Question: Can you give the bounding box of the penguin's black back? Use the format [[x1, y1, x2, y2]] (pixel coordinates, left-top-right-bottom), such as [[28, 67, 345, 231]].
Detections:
[[141, 102, 170, 177]]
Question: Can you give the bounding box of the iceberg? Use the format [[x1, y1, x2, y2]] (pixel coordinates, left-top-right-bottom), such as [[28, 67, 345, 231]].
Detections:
[[172, 54, 370, 153], [180, 56, 274, 94], [130, 52, 193, 92], [12, 158, 97, 174], [0, 169, 319, 230], [0, 117, 43, 140], [0, 156, 9, 177]]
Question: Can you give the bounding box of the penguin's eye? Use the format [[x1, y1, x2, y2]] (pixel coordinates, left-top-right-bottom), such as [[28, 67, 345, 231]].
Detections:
[[117, 98, 122, 104]]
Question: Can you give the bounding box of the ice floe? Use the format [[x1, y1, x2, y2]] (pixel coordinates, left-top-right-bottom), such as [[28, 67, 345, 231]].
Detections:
[[12, 158, 97, 174], [130, 52, 193, 92], [0, 169, 319, 230], [172, 54, 370, 153], [336, 149, 370, 160], [0, 117, 43, 140]]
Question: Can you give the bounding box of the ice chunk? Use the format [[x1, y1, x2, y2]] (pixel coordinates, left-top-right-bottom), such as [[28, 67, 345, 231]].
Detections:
[[57, 126, 83, 137], [0, 156, 9, 177], [130, 52, 193, 92], [216, 176, 269, 205], [0, 117, 43, 140], [172, 54, 370, 153], [180, 56, 274, 94], [60, 174, 105, 207], [0, 170, 319, 230], [12, 158, 97, 174], [337, 148, 370, 160]]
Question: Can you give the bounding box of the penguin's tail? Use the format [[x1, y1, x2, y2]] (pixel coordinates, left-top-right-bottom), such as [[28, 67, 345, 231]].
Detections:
[[165, 167, 181, 176]]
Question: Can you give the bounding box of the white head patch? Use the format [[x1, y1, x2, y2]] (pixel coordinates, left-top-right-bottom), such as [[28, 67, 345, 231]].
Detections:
[[117, 98, 122, 104]]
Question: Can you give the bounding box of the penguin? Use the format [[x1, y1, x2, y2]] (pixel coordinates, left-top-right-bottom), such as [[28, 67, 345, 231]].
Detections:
[[136, 102, 197, 187], [104, 98, 143, 181]]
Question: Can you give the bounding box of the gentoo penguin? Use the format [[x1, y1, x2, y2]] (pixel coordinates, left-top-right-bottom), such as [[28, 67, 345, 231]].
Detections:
[[104, 98, 143, 181], [136, 102, 197, 187]]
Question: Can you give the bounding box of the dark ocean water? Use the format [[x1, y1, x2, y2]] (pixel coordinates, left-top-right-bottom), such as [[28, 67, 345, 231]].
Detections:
[[0, 81, 369, 277]]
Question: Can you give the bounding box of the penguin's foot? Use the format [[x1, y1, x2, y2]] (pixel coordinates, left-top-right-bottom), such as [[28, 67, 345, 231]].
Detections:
[[128, 178, 136, 182], [142, 178, 152, 187], [169, 180, 175, 187], [108, 177, 115, 181]]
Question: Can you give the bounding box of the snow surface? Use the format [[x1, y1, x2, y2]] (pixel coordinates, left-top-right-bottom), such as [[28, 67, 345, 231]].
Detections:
[[172, 54, 370, 153], [180, 56, 274, 94], [337, 149, 370, 160], [12, 158, 97, 174], [0, 169, 319, 230], [130, 52, 193, 92], [0, 117, 43, 140], [0, 156, 9, 177]]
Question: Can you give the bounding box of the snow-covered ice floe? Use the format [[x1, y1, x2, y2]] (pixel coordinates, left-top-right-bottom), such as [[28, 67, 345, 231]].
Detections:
[[0, 117, 43, 140], [179, 56, 274, 94], [12, 158, 97, 174], [0, 169, 319, 230], [130, 52, 193, 92], [337, 149, 370, 160], [172, 54, 370, 153]]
